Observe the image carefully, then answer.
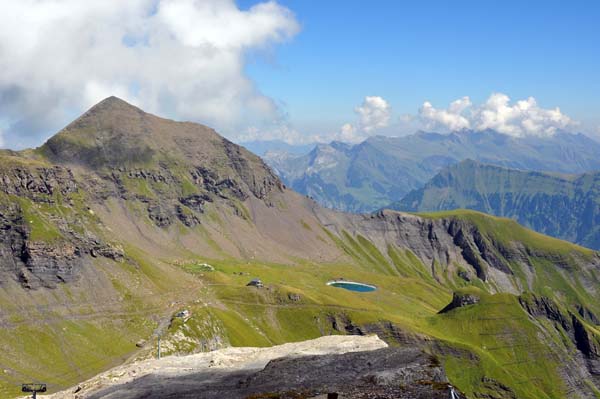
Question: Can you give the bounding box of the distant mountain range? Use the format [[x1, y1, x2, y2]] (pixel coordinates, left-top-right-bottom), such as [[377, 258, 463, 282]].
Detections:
[[390, 159, 600, 249], [263, 130, 600, 212]]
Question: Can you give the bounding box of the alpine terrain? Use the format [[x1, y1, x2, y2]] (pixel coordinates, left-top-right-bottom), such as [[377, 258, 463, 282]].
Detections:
[[390, 160, 600, 250], [2, 98, 600, 398], [264, 131, 600, 212]]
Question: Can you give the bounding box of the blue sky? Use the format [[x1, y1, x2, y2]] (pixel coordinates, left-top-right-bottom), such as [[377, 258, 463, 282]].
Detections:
[[241, 0, 600, 139], [0, 0, 598, 148]]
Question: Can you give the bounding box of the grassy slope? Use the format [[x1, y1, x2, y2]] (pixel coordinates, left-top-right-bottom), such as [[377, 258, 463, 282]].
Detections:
[[393, 160, 600, 249], [1, 147, 598, 398], [0, 200, 595, 398], [0, 165, 204, 397], [2, 203, 597, 398], [160, 262, 560, 398], [0, 258, 201, 398], [156, 209, 600, 399]]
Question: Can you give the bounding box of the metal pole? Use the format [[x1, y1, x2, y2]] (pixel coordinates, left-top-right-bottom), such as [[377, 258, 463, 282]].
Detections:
[[157, 336, 161, 360]]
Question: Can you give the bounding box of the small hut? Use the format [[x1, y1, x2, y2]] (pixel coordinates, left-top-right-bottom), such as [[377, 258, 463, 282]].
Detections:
[[246, 278, 264, 288]]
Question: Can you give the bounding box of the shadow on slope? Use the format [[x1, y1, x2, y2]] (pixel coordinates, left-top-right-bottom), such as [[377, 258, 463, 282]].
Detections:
[[88, 347, 455, 399]]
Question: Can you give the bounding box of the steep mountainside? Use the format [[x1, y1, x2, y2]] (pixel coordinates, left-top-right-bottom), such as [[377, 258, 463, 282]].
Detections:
[[2, 98, 600, 398], [390, 160, 600, 250], [266, 130, 600, 212]]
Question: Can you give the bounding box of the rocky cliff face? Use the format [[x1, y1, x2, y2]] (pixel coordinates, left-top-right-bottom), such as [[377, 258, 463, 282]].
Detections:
[[0, 161, 126, 288], [0, 164, 77, 198], [0, 98, 286, 289], [317, 208, 600, 295], [519, 293, 600, 385]]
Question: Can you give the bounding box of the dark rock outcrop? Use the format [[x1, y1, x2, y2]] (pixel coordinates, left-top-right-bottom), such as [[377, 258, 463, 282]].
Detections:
[[88, 347, 458, 399], [179, 194, 211, 213], [328, 313, 364, 336], [317, 209, 531, 293], [147, 203, 173, 227], [0, 165, 78, 200], [578, 305, 600, 325], [572, 314, 597, 358], [519, 293, 600, 381], [176, 205, 200, 227], [518, 294, 570, 330], [476, 377, 517, 399], [439, 291, 481, 313], [89, 243, 124, 261]]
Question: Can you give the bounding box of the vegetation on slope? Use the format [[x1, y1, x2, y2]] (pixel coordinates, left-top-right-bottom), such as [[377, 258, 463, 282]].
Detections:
[[391, 159, 600, 249], [267, 130, 600, 212], [2, 98, 600, 399]]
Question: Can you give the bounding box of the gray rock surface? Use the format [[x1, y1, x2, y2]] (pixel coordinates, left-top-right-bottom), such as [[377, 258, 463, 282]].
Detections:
[[88, 347, 454, 399]]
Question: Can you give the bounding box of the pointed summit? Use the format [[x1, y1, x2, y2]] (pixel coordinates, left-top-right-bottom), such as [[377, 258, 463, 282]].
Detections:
[[40, 96, 221, 168], [38, 96, 282, 199], [53, 96, 158, 140], [83, 96, 146, 117], [95, 95, 138, 107]]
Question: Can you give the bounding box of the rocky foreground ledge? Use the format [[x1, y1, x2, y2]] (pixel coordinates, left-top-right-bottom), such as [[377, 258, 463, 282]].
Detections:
[[42, 335, 460, 399]]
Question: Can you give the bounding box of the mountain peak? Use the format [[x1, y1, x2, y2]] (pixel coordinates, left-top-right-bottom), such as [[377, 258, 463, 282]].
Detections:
[[87, 96, 144, 115], [64, 96, 149, 134], [95, 95, 134, 107], [40, 96, 222, 168], [38, 96, 283, 199]]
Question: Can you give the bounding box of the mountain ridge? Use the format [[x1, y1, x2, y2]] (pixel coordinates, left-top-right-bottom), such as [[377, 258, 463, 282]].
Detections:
[[2, 97, 600, 398], [265, 129, 600, 212], [389, 159, 600, 249]]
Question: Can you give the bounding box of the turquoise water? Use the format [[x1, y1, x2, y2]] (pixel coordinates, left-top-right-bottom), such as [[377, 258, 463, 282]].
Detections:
[[328, 281, 376, 292]]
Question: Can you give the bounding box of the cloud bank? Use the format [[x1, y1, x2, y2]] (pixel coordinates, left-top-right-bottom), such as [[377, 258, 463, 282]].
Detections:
[[236, 92, 576, 145], [329, 96, 392, 143], [241, 92, 576, 145], [0, 0, 299, 148], [239, 95, 393, 144], [419, 93, 574, 137]]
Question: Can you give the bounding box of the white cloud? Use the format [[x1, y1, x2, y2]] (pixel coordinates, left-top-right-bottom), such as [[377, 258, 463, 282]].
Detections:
[[245, 96, 391, 145], [419, 93, 574, 137], [316, 123, 364, 144], [473, 93, 572, 136], [237, 92, 579, 145], [0, 0, 300, 149], [355, 96, 391, 133], [320, 96, 391, 144], [338, 123, 359, 141], [419, 97, 472, 131]]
